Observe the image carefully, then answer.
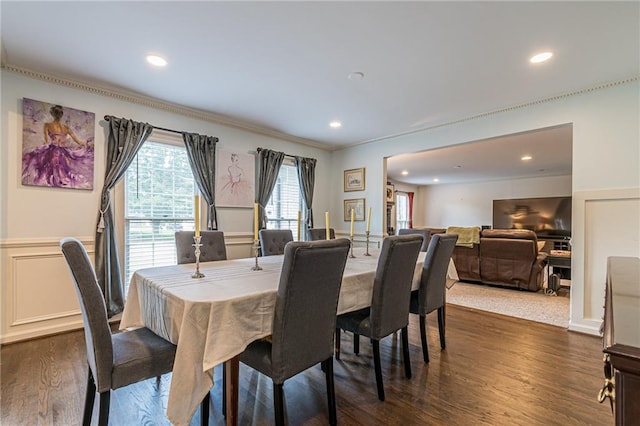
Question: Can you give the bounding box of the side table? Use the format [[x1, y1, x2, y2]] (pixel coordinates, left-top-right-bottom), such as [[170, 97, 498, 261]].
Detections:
[[546, 254, 571, 295]]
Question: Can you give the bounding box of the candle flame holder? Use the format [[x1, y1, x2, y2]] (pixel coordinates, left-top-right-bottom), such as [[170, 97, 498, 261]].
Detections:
[[251, 240, 263, 271], [349, 236, 356, 258], [364, 231, 372, 256], [191, 236, 205, 278]]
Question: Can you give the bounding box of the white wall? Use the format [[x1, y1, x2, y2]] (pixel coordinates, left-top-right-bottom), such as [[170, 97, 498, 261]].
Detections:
[[0, 71, 331, 342], [331, 79, 640, 335], [418, 174, 572, 228]]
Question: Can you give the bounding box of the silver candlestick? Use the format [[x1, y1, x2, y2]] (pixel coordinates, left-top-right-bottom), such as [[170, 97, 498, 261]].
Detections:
[[251, 240, 263, 271], [364, 231, 372, 256], [349, 236, 356, 258], [191, 235, 205, 278]]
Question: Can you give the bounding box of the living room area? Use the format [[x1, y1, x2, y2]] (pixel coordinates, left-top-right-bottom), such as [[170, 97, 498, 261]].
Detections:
[[386, 124, 573, 327]]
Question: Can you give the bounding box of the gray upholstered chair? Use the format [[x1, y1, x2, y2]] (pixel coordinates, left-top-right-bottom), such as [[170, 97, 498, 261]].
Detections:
[[259, 229, 294, 256], [398, 228, 431, 252], [60, 237, 208, 426], [175, 230, 227, 264], [307, 227, 336, 240], [239, 238, 351, 426], [409, 233, 458, 363], [335, 234, 423, 401]]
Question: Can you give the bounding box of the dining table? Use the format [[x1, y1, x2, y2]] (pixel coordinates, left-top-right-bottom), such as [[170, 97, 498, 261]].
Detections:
[[120, 246, 458, 426]]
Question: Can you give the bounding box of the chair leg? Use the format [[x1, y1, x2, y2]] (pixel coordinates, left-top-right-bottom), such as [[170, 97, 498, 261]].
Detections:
[[82, 369, 96, 426], [401, 327, 412, 379], [323, 358, 337, 426], [419, 315, 430, 363], [371, 339, 385, 401], [201, 391, 210, 426], [97, 390, 110, 426], [437, 306, 446, 349], [222, 363, 227, 417], [335, 328, 341, 360], [354, 333, 360, 355], [273, 382, 285, 426]]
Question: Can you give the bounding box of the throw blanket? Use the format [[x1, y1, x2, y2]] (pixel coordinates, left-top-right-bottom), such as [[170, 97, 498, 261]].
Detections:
[[446, 226, 480, 248]]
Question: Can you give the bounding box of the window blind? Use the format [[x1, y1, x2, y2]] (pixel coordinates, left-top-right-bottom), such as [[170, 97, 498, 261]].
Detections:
[[265, 162, 302, 236]]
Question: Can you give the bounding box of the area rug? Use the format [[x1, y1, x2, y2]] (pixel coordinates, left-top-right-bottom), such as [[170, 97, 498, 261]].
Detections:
[[446, 281, 570, 328]]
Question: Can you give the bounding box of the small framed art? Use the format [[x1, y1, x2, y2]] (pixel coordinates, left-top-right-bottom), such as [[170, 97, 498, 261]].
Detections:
[[344, 167, 365, 192], [344, 198, 366, 221]]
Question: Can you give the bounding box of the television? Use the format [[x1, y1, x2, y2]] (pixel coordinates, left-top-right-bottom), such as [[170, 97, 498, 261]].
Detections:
[[492, 196, 571, 240]]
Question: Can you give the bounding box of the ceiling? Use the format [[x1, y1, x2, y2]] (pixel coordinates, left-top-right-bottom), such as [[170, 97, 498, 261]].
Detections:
[[1, 1, 638, 183]]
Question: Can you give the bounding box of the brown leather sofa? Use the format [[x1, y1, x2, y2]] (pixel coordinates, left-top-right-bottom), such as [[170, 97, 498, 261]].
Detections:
[[451, 229, 548, 292]]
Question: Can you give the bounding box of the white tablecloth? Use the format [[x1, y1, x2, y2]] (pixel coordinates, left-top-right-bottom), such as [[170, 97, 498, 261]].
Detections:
[[120, 249, 456, 425]]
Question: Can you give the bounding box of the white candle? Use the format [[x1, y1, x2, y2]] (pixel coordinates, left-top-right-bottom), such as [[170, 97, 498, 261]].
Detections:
[[194, 194, 201, 238], [297, 211, 301, 240], [350, 208, 355, 237], [254, 203, 259, 241], [325, 211, 330, 240], [366, 207, 372, 232]]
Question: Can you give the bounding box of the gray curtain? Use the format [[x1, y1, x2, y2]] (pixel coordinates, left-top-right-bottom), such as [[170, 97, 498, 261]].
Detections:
[[182, 133, 219, 230], [95, 116, 152, 316], [294, 156, 316, 231], [256, 149, 285, 229]]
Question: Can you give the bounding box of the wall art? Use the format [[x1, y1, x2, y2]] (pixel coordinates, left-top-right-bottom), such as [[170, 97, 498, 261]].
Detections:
[[215, 148, 255, 207], [344, 167, 365, 192]]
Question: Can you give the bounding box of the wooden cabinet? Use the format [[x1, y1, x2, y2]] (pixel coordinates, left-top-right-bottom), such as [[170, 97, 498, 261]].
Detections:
[[601, 257, 640, 425]]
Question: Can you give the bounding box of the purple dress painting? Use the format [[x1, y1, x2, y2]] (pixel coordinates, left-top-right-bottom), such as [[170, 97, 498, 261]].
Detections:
[[21, 98, 95, 189]]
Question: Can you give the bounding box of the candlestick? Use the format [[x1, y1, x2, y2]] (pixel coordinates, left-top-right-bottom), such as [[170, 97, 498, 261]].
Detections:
[[325, 211, 330, 240], [194, 194, 201, 238], [349, 236, 355, 258], [364, 231, 372, 256], [350, 208, 355, 237], [297, 210, 301, 241], [191, 235, 205, 278], [366, 207, 372, 232], [251, 240, 263, 271], [253, 203, 259, 241]]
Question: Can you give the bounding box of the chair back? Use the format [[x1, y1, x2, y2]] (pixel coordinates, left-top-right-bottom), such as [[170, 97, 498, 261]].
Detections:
[[60, 237, 113, 392], [175, 230, 227, 264], [398, 228, 431, 251], [270, 238, 351, 382], [370, 234, 423, 338], [259, 229, 294, 256], [307, 228, 335, 241], [417, 233, 458, 315]]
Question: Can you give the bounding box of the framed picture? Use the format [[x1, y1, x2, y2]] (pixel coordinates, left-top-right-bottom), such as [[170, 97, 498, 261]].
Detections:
[[21, 98, 95, 189], [215, 148, 255, 207], [386, 184, 395, 203], [344, 167, 365, 192], [344, 198, 366, 221]]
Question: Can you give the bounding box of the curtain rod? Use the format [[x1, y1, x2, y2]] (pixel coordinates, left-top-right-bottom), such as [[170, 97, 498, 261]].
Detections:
[[103, 115, 186, 136], [256, 147, 316, 162]]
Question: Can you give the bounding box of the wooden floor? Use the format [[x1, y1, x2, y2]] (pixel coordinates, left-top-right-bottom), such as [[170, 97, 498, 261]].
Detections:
[[1, 305, 612, 426]]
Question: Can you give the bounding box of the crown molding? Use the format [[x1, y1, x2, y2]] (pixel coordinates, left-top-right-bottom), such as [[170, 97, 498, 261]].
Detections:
[[339, 75, 640, 151], [1, 63, 331, 151]]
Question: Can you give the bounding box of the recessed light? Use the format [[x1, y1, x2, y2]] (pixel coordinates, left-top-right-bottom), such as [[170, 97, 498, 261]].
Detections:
[[521, 155, 533, 161], [401, 170, 409, 176], [348, 72, 365, 80], [146, 55, 167, 67], [433, 178, 440, 182], [530, 52, 553, 64], [329, 121, 342, 128]]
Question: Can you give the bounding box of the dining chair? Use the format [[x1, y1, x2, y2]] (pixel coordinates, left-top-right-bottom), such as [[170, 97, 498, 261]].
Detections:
[[397, 228, 431, 252], [259, 229, 294, 256], [239, 238, 351, 425], [175, 230, 227, 264], [307, 227, 336, 240], [409, 233, 458, 363], [335, 234, 423, 401], [60, 237, 209, 426]]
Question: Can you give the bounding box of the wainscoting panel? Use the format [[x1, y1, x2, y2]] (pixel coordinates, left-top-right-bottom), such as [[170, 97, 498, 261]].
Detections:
[[1, 238, 93, 344]]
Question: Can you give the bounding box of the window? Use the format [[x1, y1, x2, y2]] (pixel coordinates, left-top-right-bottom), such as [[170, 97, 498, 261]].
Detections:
[[124, 141, 195, 286], [396, 192, 409, 230], [264, 161, 302, 237]]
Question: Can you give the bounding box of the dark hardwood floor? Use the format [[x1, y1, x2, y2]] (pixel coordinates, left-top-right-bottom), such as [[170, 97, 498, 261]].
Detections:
[[1, 305, 612, 425]]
